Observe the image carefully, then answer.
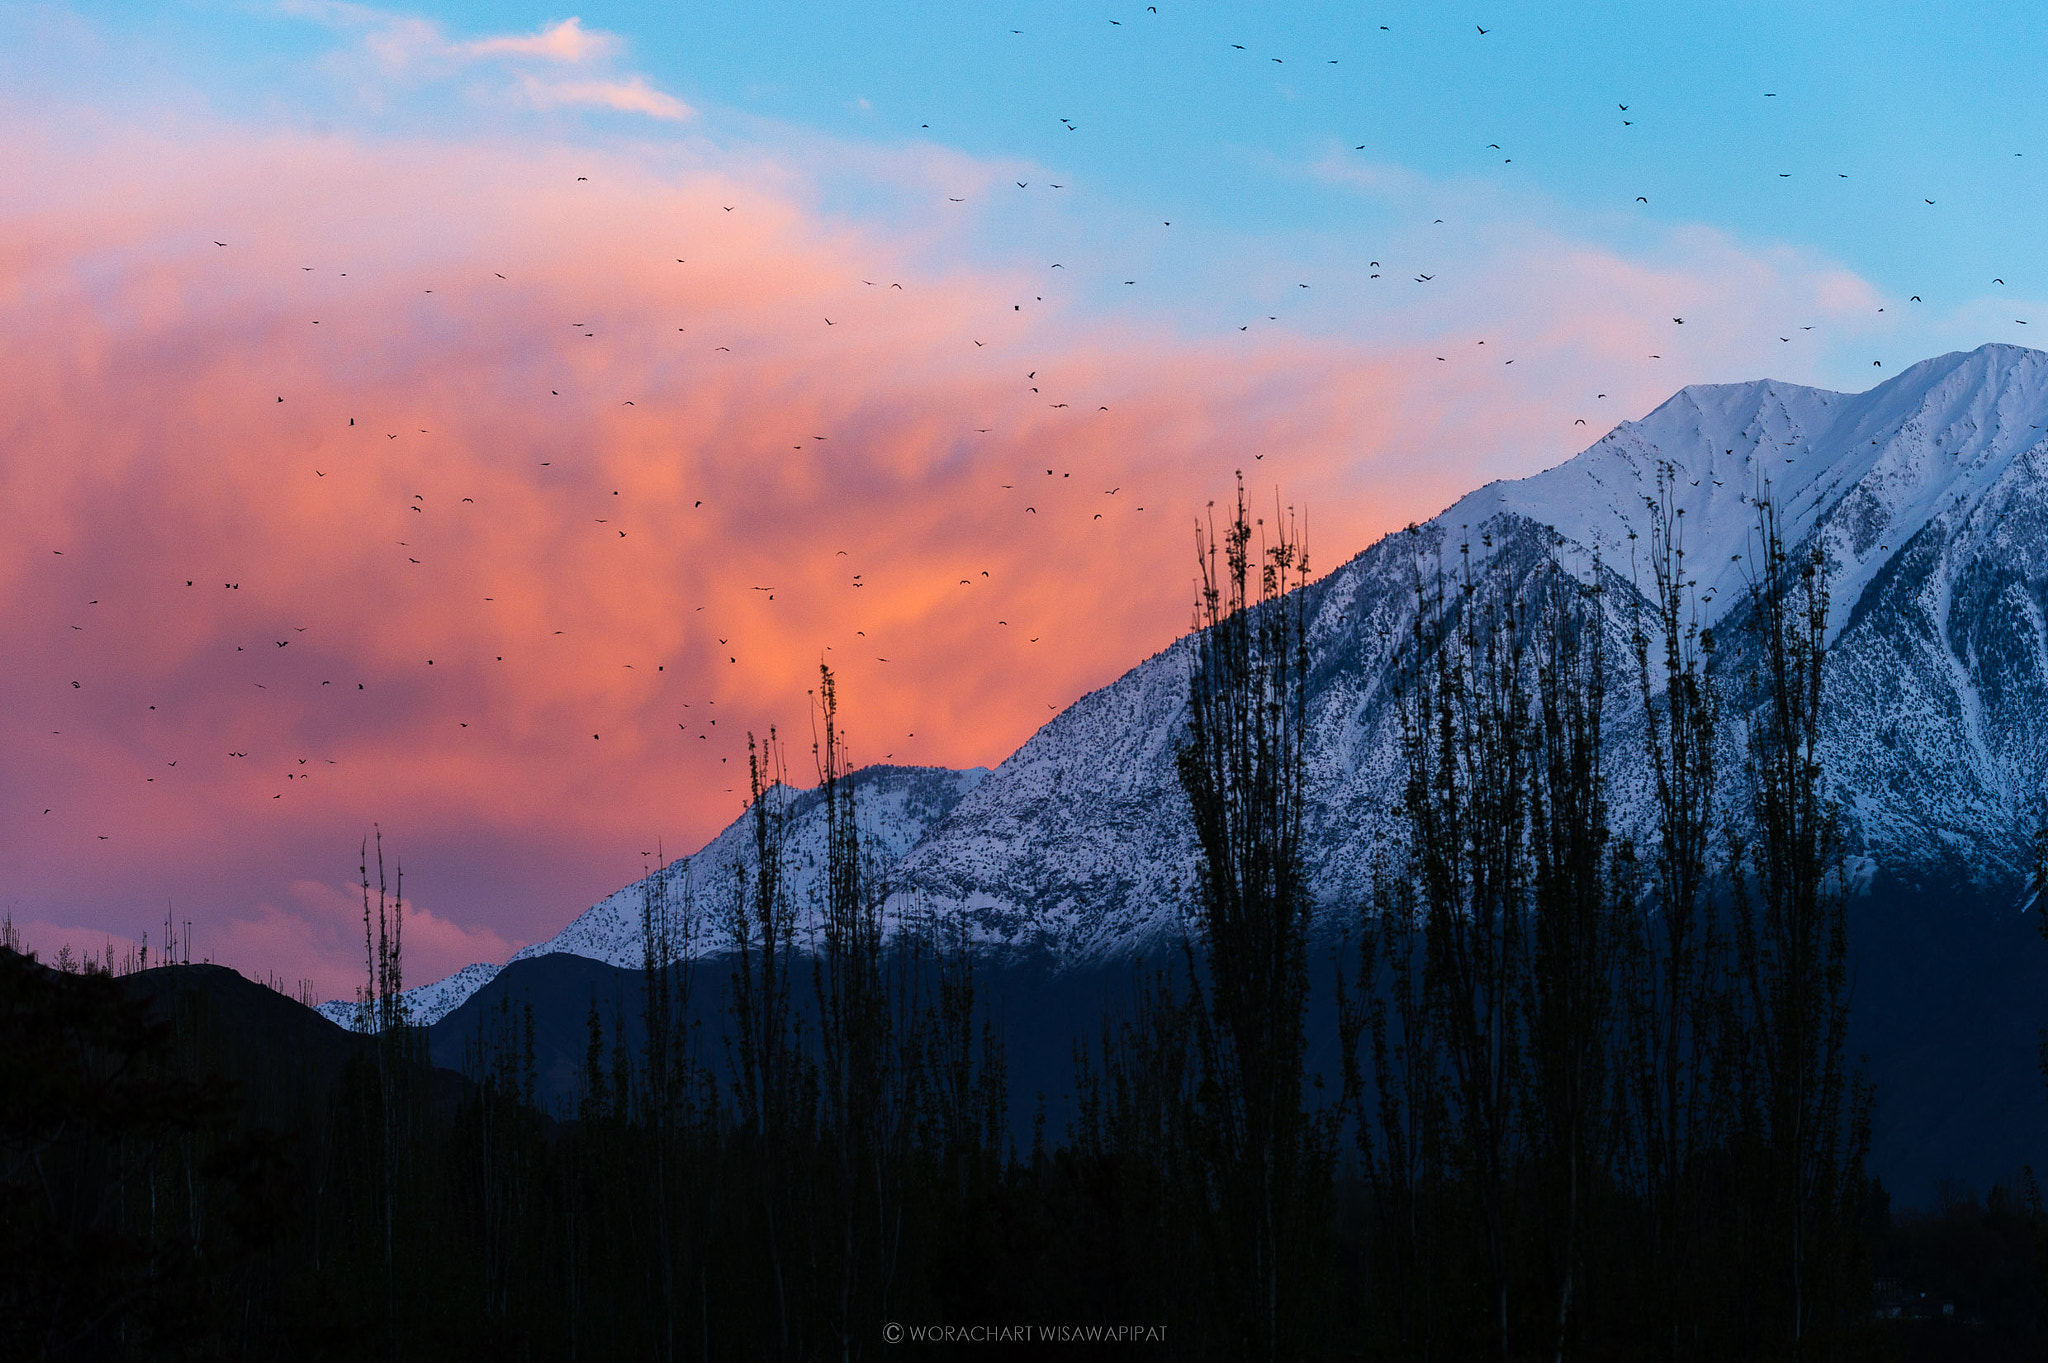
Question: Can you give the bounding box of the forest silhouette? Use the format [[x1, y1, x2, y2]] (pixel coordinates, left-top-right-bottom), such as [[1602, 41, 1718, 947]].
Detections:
[[2, 478, 2039, 1361]]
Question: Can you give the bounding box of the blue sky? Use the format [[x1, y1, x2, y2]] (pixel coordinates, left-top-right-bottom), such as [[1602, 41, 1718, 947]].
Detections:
[[24, 0, 2048, 379]]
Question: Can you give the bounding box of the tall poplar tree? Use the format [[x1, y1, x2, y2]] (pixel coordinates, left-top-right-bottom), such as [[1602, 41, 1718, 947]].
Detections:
[[1727, 492, 1868, 1347], [1178, 474, 1322, 1359]]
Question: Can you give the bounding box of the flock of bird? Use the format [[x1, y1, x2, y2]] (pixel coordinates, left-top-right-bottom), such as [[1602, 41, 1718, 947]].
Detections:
[[27, 11, 2037, 846]]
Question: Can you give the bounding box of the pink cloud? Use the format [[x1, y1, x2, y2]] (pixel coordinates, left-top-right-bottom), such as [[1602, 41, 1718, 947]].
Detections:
[[198, 878, 515, 1004], [279, 4, 683, 120], [6, 874, 514, 1005], [517, 75, 691, 120], [0, 109, 1885, 989], [460, 18, 618, 65]]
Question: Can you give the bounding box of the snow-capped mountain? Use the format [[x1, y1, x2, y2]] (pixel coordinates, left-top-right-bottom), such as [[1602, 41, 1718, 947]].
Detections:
[[355, 343, 2048, 1016], [895, 343, 2048, 959], [315, 961, 504, 1029], [319, 764, 987, 1025], [505, 762, 989, 969]]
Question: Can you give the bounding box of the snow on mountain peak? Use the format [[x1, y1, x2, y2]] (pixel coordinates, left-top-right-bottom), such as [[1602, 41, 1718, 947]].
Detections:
[[330, 344, 2048, 1011], [1450, 344, 2048, 638]]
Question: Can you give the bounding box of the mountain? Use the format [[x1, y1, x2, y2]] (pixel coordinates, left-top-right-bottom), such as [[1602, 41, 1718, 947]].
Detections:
[[345, 344, 2048, 1199], [360, 340, 2048, 970], [507, 762, 988, 967], [894, 342, 2048, 957], [320, 763, 987, 1027], [314, 961, 504, 1030]]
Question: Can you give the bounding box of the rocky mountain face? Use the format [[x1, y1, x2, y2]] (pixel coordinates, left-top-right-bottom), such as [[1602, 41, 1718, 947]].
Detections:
[[895, 341, 2048, 959], [347, 342, 2048, 1025]]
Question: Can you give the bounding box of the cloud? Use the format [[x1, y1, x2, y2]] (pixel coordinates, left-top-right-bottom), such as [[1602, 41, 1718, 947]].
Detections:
[[0, 877, 518, 1005], [518, 75, 691, 120], [459, 17, 617, 65], [281, 4, 685, 120], [0, 100, 1900, 990], [199, 878, 515, 1003]]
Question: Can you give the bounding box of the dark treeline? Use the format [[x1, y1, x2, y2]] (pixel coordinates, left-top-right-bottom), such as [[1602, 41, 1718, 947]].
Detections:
[[1067, 476, 1879, 1359], [0, 472, 2039, 1359], [1326, 479, 1874, 1361]]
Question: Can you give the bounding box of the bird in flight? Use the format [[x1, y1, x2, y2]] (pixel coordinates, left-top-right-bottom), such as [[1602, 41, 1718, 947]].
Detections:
[[1476, 25, 1489, 34]]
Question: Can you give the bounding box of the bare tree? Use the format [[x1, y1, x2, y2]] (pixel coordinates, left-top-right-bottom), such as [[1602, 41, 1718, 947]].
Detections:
[[811, 665, 909, 1359], [1727, 490, 1866, 1346], [724, 731, 804, 1358], [1523, 556, 1619, 1363], [1402, 533, 1531, 1363], [1178, 474, 1320, 1359], [1619, 471, 1728, 1360]]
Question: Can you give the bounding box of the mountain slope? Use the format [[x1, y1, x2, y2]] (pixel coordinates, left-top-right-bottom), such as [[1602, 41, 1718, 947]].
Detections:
[[378, 342, 2048, 1002], [337, 344, 2048, 1199], [893, 344, 2048, 960], [320, 764, 985, 1024]]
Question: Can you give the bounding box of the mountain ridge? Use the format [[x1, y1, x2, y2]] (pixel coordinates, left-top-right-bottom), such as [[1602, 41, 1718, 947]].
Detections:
[[328, 343, 2048, 1026]]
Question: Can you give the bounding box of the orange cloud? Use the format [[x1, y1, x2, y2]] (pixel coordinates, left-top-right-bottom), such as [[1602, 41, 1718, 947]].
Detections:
[[0, 109, 1884, 989]]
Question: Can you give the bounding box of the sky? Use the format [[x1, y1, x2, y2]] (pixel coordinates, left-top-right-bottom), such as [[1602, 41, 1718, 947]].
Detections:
[[6, 0, 2046, 997]]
